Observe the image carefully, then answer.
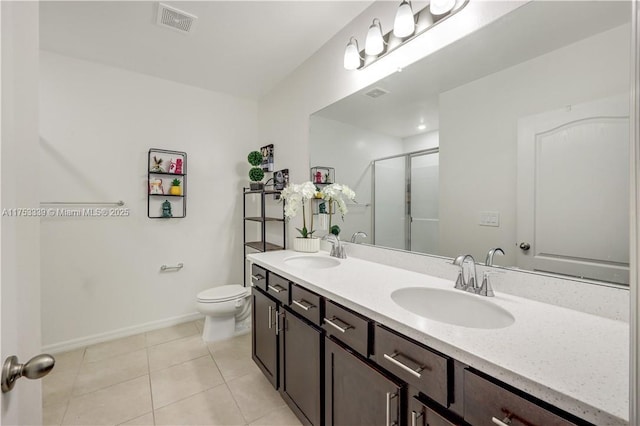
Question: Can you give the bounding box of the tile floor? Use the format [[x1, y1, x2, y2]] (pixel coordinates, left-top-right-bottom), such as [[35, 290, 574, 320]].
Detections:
[[43, 320, 301, 426]]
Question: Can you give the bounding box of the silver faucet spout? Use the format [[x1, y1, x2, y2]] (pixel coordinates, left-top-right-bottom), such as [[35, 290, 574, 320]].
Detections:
[[323, 234, 347, 259], [452, 254, 477, 291], [350, 231, 368, 244], [485, 247, 505, 266]]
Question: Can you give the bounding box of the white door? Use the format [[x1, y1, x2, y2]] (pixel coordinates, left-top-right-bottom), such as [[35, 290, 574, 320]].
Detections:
[[1, 2, 43, 425], [517, 95, 629, 284]]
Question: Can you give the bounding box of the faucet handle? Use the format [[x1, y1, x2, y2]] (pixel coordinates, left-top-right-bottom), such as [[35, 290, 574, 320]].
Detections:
[[454, 271, 466, 290], [479, 271, 495, 297], [466, 276, 477, 293]]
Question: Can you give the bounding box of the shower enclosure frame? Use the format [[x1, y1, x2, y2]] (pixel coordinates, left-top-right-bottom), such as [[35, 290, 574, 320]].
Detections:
[[371, 147, 439, 251]]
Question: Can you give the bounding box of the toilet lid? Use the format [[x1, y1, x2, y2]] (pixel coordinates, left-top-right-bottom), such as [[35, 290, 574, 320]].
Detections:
[[197, 285, 249, 303]]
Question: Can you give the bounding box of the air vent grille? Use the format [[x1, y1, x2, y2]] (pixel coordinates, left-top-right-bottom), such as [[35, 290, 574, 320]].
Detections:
[[365, 87, 390, 98], [156, 3, 197, 34]]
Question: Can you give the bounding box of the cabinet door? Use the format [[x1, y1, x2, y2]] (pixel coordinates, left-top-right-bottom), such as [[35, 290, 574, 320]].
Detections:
[[252, 288, 279, 388], [325, 337, 404, 426], [409, 396, 462, 426], [280, 308, 322, 426]]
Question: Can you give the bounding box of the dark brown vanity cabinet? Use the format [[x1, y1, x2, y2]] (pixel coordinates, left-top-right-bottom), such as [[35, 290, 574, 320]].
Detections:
[[279, 307, 323, 426], [325, 337, 405, 426], [252, 287, 279, 388], [251, 265, 592, 426]]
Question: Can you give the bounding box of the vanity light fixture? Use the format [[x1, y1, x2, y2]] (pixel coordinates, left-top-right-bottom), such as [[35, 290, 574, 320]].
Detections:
[[417, 123, 427, 131], [365, 18, 385, 56], [430, 0, 456, 16], [393, 0, 415, 38], [343, 0, 468, 71], [344, 37, 364, 70]]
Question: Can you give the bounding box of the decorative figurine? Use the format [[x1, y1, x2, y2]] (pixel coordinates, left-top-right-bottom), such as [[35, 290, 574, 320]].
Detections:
[[168, 160, 176, 174], [175, 158, 183, 174], [315, 171, 323, 184], [149, 178, 164, 194], [161, 200, 173, 218], [150, 156, 164, 172]]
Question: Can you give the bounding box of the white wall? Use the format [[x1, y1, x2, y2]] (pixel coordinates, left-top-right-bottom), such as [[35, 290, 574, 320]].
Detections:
[[438, 24, 630, 265], [39, 51, 258, 351], [402, 130, 439, 153], [309, 116, 402, 239]]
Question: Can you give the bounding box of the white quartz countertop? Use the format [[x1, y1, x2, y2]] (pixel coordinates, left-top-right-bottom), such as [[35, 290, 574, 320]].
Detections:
[[247, 250, 629, 425]]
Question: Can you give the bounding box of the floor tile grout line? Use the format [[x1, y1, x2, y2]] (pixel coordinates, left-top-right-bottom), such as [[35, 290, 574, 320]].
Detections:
[[145, 346, 157, 426], [57, 346, 87, 425], [145, 322, 200, 349]]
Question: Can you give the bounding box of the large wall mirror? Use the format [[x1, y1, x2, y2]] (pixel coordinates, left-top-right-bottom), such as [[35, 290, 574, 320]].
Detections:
[[310, 1, 632, 285]]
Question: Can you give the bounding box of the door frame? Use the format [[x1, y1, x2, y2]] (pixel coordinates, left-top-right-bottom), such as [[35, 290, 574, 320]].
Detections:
[[629, 0, 639, 422]]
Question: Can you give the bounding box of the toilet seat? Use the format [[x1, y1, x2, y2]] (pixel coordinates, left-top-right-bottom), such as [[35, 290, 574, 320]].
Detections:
[[197, 285, 249, 303]]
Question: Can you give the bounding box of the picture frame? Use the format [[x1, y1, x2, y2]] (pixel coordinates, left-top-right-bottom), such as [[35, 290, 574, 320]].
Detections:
[[261, 144, 274, 172]]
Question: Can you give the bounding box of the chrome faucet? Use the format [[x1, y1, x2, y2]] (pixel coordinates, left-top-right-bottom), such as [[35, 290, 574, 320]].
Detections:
[[323, 234, 346, 259], [452, 254, 478, 292], [485, 247, 505, 266], [350, 231, 368, 244]]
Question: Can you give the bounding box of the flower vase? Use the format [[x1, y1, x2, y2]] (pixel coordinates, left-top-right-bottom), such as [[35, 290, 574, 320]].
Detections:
[[293, 237, 320, 253]]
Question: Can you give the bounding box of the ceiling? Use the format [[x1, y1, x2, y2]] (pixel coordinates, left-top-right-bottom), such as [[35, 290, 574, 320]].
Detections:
[[314, 1, 631, 139], [39, 1, 373, 100]]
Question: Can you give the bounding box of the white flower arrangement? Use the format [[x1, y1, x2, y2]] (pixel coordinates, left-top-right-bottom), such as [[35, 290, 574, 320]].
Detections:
[[280, 181, 318, 238], [321, 183, 357, 232]]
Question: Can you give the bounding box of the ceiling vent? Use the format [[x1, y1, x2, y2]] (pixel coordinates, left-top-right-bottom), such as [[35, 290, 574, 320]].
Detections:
[[156, 3, 198, 34], [365, 87, 390, 99]]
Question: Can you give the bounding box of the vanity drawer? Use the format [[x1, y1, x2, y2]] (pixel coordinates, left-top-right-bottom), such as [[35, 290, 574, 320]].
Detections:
[[375, 325, 450, 408], [323, 300, 370, 357], [290, 284, 322, 326], [266, 272, 290, 305], [250, 264, 267, 291], [464, 370, 577, 426]]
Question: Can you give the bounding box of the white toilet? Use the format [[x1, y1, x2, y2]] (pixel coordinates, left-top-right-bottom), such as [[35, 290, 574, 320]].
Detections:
[[195, 284, 251, 342]]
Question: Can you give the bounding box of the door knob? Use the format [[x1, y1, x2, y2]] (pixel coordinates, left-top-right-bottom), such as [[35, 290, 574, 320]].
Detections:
[[519, 242, 531, 251], [1, 354, 55, 393]]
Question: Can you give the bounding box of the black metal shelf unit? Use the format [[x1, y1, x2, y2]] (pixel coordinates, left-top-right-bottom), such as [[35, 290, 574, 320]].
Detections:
[[243, 188, 286, 285], [148, 148, 187, 219]]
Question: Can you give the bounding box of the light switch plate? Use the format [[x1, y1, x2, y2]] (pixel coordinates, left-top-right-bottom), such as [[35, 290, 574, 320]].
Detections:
[[479, 211, 500, 227]]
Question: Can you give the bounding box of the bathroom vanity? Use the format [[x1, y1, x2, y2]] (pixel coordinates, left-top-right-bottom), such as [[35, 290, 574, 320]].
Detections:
[[247, 251, 628, 426]]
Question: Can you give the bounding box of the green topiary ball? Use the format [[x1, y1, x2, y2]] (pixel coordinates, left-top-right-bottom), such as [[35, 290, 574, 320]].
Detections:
[[330, 225, 341, 236], [248, 151, 262, 166], [249, 167, 265, 182]]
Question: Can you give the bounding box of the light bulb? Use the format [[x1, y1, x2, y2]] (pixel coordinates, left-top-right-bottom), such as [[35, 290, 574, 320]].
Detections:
[[365, 19, 384, 56], [430, 0, 455, 16], [393, 1, 415, 38], [343, 37, 362, 70]]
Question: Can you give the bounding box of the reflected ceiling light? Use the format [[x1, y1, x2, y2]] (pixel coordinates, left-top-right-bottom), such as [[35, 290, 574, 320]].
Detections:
[[343, 0, 468, 70], [365, 18, 385, 56], [393, 0, 415, 38], [343, 37, 363, 70], [417, 123, 427, 131], [430, 0, 456, 16]]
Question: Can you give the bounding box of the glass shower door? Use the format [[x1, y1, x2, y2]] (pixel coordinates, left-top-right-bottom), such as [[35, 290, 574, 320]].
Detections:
[[373, 156, 407, 250], [410, 152, 439, 254]]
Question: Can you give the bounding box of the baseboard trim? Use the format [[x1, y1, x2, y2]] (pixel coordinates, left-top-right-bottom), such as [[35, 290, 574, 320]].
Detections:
[[42, 312, 204, 354]]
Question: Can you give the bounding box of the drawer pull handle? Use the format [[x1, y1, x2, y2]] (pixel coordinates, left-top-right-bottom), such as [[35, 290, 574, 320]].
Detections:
[[268, 306, 273, 329], [251, 274, 264, 281], [292, 299, 315, 311], [385, 392, 398, 426], [268, 284, 286, 293], [410, 410, 423, 426], [491, 416, 512, 426], [383, 352, 426, 378], [324, 317, 353, 333]]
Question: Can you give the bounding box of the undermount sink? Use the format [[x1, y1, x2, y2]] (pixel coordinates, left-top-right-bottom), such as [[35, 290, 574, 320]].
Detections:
[[391, 287, 515, 329], [284, 255, 341, 269]]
